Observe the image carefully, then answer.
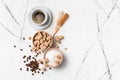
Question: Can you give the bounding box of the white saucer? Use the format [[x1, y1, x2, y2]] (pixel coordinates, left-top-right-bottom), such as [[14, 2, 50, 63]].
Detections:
[[28, 6, 53, 30]]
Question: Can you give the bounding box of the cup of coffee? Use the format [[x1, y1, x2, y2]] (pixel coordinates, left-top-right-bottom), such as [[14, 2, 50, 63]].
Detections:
[[32, 10, 48, 25], [28, 6, 53, 30], [32, 10, 47, 25]]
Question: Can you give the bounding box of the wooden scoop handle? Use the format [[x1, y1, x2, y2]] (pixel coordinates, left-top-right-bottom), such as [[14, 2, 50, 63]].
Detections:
[[58, 13, 69, 26], [53, 13, 69, 37]]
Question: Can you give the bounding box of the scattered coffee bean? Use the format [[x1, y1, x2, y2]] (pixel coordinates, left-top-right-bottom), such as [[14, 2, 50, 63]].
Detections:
[[38, 71, 40, 73], [40, 61, 43, 64], [45, 58, 49, 63], [32, 57, 36, 61], [30, 49, 32, 52], [32, 57, 35, 59], [32, 73, 34, 75], [41, 72, 44, 74], [49, 67, 52, 70], [13, 45, 16, 48], [29, 45, 31, 47], [38, 68, 41, 71], [20, 68, 22, 70], [28, 56, 31, 60], [30, 69, 34, 72], [23, 37, 25, 40], [27, 57, 29, 62], [23, 55, 26, 59], [27, 67, 29, 71], [24, 61, 26, 63], [20, 49, 23, 51]]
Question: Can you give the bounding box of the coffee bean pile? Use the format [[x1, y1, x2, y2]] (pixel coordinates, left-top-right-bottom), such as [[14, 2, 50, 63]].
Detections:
[[22, 55, 49, 75]]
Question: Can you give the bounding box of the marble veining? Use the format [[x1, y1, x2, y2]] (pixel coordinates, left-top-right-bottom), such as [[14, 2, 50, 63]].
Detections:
[[0, 0, 120, 80]]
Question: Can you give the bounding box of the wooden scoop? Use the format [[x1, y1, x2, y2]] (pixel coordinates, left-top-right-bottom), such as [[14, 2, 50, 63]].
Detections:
[[53, 12, 69, 37]]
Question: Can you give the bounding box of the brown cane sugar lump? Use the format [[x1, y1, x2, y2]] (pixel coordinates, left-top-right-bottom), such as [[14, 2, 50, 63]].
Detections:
[[33, 40, 39, 46], [40, 39, 44, 44], [55, 35, 64, 40], [42, 31, 46, 35], [32, 46, 37, 52], [42, 32, 47, 38], [39, 44, 44, 49], [44, 58, 49, 63], [42, 67, 46, 71], [46, 36, 51, 41], [44, 62, 48, 67], [55, 60, 60, 65], [43, 33, 47, 39], [37, 59, 42, 63], [55, 35, 64, 43], [43, 58, 49, 67], [41, 46, 46, 51], [37, 32, 43, 39], [32, 46, 40, 53], [40, 44, 47, 50], [47, 40, 51, 45], [37, 50, 41, 54], [54, 44, 59, 49], [36, 45, 40, 49], [56, 54, 62, 59], [43, 38, 46, 41], [64, 48, 68, 50], [44, 41, 49, 47], [34, 35, 41, 40]]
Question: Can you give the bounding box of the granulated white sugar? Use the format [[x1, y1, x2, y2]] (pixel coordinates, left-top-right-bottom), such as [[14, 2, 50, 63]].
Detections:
[[45, 49, 63, 67]]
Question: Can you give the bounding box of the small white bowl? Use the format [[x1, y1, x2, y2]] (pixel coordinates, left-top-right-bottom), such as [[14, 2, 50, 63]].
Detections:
[[44, 48, 63, 68]]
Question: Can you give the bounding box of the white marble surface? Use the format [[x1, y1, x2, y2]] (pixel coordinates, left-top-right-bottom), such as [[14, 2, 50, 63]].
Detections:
[[0, 0, 120, 80]]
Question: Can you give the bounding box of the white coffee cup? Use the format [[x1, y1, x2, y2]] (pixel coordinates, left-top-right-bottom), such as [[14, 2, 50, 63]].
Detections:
[[29, 6, 48, 26], [28, 6, 53, 30], [32, 9, 48, 25], [32, 10, 48, 25]]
